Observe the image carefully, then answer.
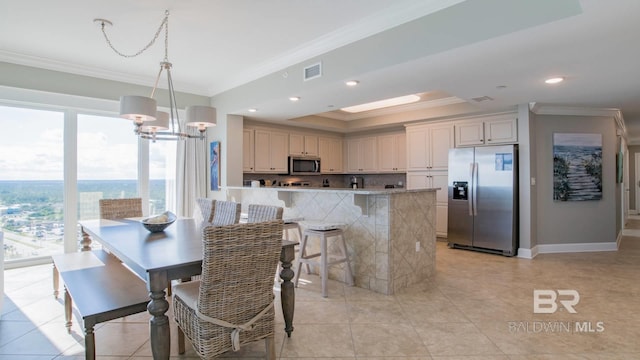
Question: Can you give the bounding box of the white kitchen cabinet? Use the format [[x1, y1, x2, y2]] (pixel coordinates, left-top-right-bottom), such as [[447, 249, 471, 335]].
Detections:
[[377, 132, 406, 172], [289, 134, 319, 156], [242, 128, 255, 172], [406, 123, 454, 171], [318, 136, 343, 173], [455, 114, 517, 147], [407, 170, 449, 237], [254, 129, 289, 173], [346, 136, 377, 173]]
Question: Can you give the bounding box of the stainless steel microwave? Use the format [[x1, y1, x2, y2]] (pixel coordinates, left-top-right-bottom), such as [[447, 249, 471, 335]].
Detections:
[[288, 156, 321, 175]]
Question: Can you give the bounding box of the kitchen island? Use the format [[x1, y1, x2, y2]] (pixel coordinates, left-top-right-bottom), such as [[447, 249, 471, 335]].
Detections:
[[224, 186, 437, 295]]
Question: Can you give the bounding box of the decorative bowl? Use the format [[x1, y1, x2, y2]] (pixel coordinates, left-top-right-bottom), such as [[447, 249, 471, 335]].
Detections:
[[141, 211, 177, 232]]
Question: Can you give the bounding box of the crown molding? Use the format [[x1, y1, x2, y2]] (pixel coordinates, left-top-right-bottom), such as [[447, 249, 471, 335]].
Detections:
[[0, 50, 212, 96], [529, 102, 625, 136]]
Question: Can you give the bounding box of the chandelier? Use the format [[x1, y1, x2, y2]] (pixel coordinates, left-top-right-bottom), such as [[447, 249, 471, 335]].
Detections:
[[96, 10, 216, 141]]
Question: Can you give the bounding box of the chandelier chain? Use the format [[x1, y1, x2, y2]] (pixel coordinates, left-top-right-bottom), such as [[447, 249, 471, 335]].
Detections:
[[100, 11, 169, 59]]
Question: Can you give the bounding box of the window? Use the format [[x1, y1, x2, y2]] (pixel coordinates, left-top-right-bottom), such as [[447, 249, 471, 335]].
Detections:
[[0, 105, 64, 262], [149, 140, 175, 214], [77, 114, 139, 220], [1, 93, 180, 267]]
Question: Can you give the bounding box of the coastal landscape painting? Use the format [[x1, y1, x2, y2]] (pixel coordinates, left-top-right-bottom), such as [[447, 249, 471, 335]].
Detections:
[[553, 133, 602, 201]]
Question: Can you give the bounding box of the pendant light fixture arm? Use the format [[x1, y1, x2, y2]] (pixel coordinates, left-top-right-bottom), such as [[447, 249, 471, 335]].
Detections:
[[98, 9, 216, 141]]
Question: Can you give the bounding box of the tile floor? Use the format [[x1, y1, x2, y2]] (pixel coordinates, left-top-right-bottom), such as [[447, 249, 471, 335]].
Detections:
[[2, 223, 640, 359]]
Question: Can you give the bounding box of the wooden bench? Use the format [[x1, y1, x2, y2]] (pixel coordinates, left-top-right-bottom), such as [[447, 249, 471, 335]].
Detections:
[[52, 250, 150, 360]]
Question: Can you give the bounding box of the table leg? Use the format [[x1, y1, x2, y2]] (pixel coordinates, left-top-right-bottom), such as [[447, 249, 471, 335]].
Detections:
[[80, 227, 92, 251], [148, 273, 170, 359], [279, 243, 296, 337]]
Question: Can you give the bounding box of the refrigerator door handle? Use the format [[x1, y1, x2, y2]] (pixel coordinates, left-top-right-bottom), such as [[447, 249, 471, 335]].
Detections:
[[468, 163, 474, 216], [472, 162, 478, 216]]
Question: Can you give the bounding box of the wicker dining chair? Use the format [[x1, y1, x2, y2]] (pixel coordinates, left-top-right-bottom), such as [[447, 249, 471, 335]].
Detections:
[[246, 204, 283, 223], [173, 220, 284, 359], [99, 198, 143, 219], [194, 198, 216, 225], [211, 200, 241, 226]]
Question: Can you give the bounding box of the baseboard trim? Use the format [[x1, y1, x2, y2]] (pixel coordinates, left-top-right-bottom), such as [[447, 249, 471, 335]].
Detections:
[[537, 242, 618, 254], [617, 231, 623, 248], [517, 246, 538, 259]]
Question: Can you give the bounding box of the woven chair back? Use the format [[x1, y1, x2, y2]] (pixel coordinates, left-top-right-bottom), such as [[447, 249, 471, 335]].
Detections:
[[196, 220, 283, 354], [195, 198, 215, 224], [210, 200, 241, 226], [99, 198, 143, 219], [246, 204, 283, 223]]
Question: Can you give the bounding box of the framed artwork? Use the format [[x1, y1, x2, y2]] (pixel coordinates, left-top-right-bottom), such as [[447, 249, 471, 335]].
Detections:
[[210, 141, 220, 191], [616, 136, 624, 184], [553, 133, 602, 201]]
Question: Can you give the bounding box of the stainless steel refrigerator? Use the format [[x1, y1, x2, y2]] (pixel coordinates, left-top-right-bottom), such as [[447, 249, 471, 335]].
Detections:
[[447, 144, 518, 256]]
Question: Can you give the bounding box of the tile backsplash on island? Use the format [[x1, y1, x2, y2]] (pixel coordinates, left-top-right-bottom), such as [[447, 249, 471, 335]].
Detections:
[[242, 173, 406, 189]]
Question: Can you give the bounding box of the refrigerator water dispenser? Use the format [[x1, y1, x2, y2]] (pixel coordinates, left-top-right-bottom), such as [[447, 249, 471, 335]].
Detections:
[[452, 181, 468, 200]]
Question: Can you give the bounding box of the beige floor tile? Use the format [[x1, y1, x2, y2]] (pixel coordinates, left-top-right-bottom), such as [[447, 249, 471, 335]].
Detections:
[[351, 323, 430, 357], [292, 299, 349, 324], [280, 324, 355, 357], [431, 356, 509, 360], [398, 297, 471, 324], [347, 300, 409, 324], [3, 235, 640, 359], [358, 357, 432, 360], [414, 322, 504, 357]]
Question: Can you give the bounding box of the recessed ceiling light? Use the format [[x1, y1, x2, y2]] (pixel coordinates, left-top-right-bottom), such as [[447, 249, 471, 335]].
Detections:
[[345, 80, 359, 86], [248, 108, 257, 112], [545, 77, 564, 84], [341, 94, 421, 113], [289, 96, 300, 102]]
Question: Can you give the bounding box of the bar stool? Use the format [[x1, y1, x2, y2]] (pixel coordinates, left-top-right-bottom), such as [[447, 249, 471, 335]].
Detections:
[[294, 221, 354, 297], [276, 217, 309, 280]]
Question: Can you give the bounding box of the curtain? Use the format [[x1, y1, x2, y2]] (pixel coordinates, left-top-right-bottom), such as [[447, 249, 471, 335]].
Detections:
[[176, 127, 208, 218]]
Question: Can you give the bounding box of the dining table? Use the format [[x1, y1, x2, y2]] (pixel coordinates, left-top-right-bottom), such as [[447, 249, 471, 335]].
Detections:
[[79, 217, 297, 360]]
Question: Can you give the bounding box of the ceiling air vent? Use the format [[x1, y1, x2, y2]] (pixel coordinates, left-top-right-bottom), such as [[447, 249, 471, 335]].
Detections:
[[303, 62, 322, 81], [471, 96, 494, 102]]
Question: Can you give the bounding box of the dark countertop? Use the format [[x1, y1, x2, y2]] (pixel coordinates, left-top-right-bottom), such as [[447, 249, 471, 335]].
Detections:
[[224, 186, 438, 194]]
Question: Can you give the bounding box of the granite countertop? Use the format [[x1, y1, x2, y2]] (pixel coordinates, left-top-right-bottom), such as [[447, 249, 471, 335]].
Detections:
[[224, 186, 438, 194]]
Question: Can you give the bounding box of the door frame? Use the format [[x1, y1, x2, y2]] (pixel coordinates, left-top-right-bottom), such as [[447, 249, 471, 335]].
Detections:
[[635, 153, 640, 215]]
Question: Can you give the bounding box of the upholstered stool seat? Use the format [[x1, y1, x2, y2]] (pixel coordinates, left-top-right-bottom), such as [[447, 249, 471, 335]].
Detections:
[[293, 221, 354, 297]]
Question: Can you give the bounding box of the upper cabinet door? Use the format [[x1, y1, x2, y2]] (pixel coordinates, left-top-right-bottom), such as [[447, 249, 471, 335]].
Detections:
[[346, 136, 377, 173], [406, 123, 453, 171], [455, 121, 485, 146], [254, 129, 288, 173], [304, 135, 319, 156], [378, 133, 406, 172], [454, 114, 517, 147], [243, 128, 255, 172], [269, 131, 289, 172], [289, 134, 319, 156], [318, 136, 343, 173], [406, 127, 429, 170], [289, 134, 304, 155], [485, 118, 517, 144], [429, 124, 454, 170]]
